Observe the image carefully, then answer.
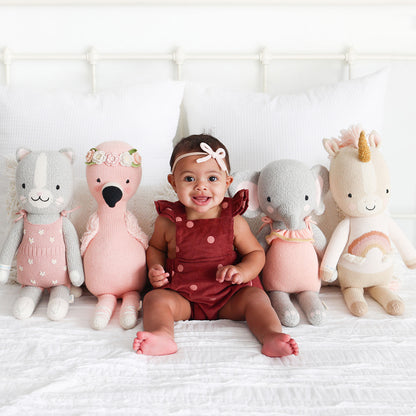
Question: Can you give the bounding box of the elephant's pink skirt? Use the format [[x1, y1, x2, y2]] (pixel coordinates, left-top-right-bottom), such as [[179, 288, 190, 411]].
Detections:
[[262, 236, 320, 294]]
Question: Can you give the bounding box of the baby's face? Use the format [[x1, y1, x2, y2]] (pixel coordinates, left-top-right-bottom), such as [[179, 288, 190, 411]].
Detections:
[[168, 155, 233, 220]]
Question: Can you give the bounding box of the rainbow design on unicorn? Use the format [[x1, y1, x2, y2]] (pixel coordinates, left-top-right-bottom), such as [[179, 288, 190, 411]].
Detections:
[[348, 231, 391, 257]]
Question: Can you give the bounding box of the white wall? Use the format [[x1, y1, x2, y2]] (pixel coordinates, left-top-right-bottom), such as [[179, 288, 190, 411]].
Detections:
[[1, 2, 416, 240]]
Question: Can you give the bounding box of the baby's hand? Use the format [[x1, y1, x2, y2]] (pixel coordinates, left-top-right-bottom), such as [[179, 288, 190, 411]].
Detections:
[[149, 264, 170, 288], [216, 265, 244, 285]]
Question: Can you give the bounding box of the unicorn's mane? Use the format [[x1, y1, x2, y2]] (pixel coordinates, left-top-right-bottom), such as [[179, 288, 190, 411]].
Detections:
[[334, 125, 363, 149]]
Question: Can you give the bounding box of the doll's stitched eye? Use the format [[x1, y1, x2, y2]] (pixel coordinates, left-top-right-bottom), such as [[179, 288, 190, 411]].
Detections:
[[97, 178, 101, 183], [22, 183, 25, 189], [56, 185, 60, 190], [348, 193, 352, 198], [305, 195, 309, 201], [267, 196, 271, 203], [126, 179, 130, 184]]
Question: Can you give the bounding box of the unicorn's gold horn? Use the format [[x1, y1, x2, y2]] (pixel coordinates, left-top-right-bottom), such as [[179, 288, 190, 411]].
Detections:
[[358, 131, 371, 162]]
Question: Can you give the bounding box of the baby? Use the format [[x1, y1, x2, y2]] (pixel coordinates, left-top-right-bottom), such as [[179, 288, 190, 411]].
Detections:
[[133, 134, 298, 358]]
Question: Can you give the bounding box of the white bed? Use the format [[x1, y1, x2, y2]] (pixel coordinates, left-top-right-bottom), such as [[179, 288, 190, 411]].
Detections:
[[1, 2, 416, 415]]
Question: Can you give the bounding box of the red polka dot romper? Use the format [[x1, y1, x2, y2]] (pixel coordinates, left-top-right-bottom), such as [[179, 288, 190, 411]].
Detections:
[[155, 189, 262, 320]]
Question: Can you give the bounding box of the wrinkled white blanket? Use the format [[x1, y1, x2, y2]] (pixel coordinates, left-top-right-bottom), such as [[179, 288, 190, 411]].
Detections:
[[0, 261, 415, 416]]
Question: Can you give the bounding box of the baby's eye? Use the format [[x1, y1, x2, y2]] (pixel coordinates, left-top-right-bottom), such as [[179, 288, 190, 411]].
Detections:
[[208, 176, 218, 182], [184, 176, 195, 182]]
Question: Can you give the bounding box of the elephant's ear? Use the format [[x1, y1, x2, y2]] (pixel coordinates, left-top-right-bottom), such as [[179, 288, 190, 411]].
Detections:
[[311, 164, 329, 216], [229, 170, 261, 218], [16, 148, 32, 162]]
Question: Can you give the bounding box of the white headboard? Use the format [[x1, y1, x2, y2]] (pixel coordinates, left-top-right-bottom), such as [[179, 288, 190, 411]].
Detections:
[[1, 1, 416, 242]]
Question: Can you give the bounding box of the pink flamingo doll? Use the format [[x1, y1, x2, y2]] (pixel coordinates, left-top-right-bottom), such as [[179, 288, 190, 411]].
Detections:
[[81, 141, 148, 330]]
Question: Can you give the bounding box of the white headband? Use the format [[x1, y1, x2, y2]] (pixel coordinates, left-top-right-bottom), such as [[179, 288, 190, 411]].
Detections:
[[171, 142, 228, 173]]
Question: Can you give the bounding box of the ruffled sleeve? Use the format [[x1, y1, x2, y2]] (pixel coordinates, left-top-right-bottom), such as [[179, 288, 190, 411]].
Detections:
[[231, 189, 249, 217], [154, 200, 183, 222]]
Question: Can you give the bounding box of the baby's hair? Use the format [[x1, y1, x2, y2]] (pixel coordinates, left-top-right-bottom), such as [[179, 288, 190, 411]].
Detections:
[[170, 134, 231, 172]]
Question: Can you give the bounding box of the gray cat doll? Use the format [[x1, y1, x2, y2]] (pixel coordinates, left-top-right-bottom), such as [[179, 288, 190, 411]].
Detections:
[[0, 148, 84, 320]]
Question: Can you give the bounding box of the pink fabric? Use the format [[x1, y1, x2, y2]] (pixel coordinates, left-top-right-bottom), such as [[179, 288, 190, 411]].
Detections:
[[261, 218, 320, 293], [261, 216, 315, 244], [16, 213, 70, 289], [156, 189, 262, 320], [82, 211, 147, 298]]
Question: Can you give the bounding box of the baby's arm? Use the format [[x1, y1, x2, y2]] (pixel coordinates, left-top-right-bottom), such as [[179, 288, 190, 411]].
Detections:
[[147, 215, 171, 288], [216, 215, 265, 285]]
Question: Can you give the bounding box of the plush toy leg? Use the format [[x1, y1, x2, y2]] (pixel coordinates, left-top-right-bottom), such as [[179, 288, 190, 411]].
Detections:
[[91, 294, 117, 330], [47, 285, 71, 321], [119, 290, 140, 330], [13, 286, 43, 319], [268, 290, 300, 327], [297, 291, 325, 325], [367, 285, 405, 316], [342, 287, 367, 317]]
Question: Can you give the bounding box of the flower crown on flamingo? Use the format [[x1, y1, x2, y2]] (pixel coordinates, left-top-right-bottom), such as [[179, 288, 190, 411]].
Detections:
[[85, 148, 142, 168]]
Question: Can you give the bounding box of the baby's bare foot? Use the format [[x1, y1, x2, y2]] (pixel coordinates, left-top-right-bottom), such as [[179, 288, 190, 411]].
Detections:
[[133, 331, 178, 356], [261, 332, 299, 358]]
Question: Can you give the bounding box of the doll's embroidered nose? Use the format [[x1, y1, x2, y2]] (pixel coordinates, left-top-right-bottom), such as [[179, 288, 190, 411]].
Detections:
[[102, 183, 123, 208]]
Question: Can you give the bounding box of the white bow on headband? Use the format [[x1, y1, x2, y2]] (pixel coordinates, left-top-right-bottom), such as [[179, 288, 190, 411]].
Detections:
[[171, 142, 228, 173], [196, 142, 228, 172]]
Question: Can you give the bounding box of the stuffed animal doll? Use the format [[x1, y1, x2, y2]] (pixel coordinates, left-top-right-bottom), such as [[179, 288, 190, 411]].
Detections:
[[230, 159, 329, 327], [0, 148, 84, 320], [81, 141, 148, 330], [320, 126, 416, 316]]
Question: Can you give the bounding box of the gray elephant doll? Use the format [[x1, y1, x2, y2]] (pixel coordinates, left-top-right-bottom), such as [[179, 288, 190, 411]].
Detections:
[[230, 159, 329, 326], [0, 148, 84, 320]]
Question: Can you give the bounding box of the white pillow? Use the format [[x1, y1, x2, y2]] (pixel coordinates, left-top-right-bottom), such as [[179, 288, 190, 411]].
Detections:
[[0, 82, 184, 253], [0, 81, 184, 184], [181, 69, 389, 172]]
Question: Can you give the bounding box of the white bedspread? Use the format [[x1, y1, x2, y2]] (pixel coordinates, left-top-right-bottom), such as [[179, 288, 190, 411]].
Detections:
[[1, 263, 415, 416]]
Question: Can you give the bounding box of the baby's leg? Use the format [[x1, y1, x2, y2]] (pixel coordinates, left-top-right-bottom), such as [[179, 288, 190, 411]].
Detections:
[[219, 287, 299, 358], [91, 294, 117, 330], [268, 290, 300, 327], [47, 285, 71, 321], [13, 286, 43, 319], [119, 290, 140, 330], [297, 291, 325, 326], [133, 289, 191, 356]]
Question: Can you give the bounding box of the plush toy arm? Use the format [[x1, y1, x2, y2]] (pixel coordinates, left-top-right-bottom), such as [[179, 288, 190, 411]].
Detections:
[[388, 216, 416, 268], [80, 212, 99, 256], [125, 210, 149, 249], [311, 223, 327, 259], [320, 218, 350, 282], [256, 224, 270, 252], [62, 217, 85, 287], [0, 220, 24, 283]]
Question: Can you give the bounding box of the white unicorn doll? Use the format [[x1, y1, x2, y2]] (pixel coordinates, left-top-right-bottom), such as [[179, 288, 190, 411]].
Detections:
[[320, 126, 416, 317]]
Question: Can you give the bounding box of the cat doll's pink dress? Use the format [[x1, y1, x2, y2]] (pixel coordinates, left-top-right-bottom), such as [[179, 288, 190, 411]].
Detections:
[[156, 189, 262, 320], [16, 211, 70, 289]]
